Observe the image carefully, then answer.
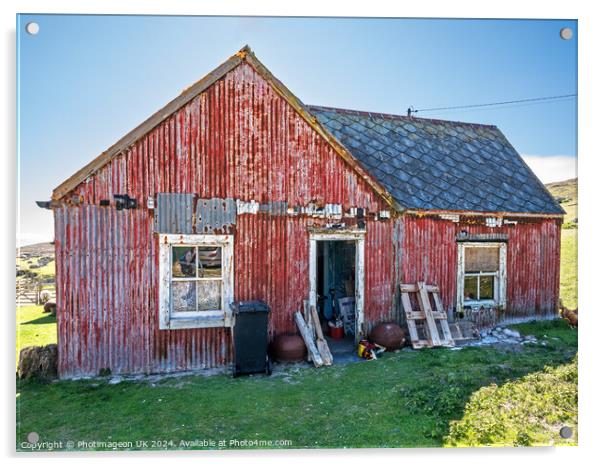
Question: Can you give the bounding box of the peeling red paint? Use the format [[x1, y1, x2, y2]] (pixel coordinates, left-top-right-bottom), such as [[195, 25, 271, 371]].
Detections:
[[400, 214, 561, 319], [54, 62, 561, 379], [55, 63, 392, 378]]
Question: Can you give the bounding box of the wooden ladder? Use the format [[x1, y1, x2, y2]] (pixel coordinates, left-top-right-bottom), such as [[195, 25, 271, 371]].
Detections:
[[400, 282, 455, 349]]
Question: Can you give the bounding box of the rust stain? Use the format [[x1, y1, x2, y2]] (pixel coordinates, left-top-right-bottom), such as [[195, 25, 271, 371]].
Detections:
[[400, 214, 561, 320], [54, 61, 392, 378], [53, 54, 562, 379]]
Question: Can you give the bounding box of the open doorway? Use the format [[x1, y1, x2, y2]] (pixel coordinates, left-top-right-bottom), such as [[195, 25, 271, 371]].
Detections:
[[309, 232, 365, 348]]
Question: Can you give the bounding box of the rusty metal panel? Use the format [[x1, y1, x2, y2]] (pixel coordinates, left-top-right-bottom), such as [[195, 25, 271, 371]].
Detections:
[[400, 214, 561, 321], [55, 61, 391, 378], [195, 197, 236, 234], [258, 201, 288, 216], [154, 193, 195, 234], [49, 61, 499, 378], [55, 57, 561, 379]]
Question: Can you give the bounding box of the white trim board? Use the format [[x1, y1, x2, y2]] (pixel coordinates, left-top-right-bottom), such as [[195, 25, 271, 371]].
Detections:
[[456, 241, 507, 312], [308, 231, 365, 341], [158, 233, 234, 330]]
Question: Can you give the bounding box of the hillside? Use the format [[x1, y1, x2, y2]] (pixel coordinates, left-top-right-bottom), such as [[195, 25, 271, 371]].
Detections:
[[17, 241, 55, 257], [545, 178, 577, 309], [546, 178, 577, 224]]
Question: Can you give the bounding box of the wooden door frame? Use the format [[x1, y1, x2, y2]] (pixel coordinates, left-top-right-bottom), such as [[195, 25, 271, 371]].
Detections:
[[308, 231, 365, 341]]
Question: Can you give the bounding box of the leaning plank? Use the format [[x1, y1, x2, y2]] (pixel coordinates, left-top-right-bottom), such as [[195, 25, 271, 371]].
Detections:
[[431, 290, 455, 346], [400, 288, 431, 349], [417, 282, 442, 346], [310, 305, 333, 365], [303, 301, 315, 362], [294, 311, 323, 367]]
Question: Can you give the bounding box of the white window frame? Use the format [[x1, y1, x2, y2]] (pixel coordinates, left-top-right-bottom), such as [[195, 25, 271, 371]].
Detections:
[[456, 242, 507, 310], [159, 234, 234, 330]]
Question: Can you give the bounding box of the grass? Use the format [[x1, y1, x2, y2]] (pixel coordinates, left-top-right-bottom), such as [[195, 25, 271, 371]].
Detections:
[[446, 320, 578, 447], [16, 319, 577, 451], [446, 356, 577, 447], [15, 196, 578, 450], [16, 305, 57, 365], [560, 228, 578, 309]]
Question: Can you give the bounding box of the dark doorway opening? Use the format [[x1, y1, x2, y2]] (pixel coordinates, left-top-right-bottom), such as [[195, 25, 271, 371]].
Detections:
[[316, 240, 356, 344]]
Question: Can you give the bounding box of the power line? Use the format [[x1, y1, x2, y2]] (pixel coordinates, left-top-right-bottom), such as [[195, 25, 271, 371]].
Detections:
[[415, 96, 576, 117], [409, 93, 577, 115]]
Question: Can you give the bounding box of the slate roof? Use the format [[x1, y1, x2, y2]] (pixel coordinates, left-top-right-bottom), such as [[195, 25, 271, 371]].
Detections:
[[307, 105, 564, 215]]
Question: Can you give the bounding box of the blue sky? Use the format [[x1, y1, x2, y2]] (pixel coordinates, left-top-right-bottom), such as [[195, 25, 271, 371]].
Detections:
[[17, 15, 577, 245]]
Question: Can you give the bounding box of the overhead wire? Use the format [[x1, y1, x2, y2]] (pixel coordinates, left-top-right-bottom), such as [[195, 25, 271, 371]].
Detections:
[[410, 94, 577, 116]]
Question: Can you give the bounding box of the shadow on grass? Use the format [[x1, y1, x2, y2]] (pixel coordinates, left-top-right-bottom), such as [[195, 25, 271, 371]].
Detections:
[[444, 353, 578, 447], [394, 319, 577, 445], [15, 319, 578, 450], [21, 314, 57, 325]]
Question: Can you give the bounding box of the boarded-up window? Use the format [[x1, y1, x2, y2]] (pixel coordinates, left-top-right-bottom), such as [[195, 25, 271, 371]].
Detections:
[[465, 247, 499, 273]]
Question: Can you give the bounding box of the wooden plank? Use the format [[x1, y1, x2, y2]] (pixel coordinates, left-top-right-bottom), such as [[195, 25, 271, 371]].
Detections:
[[310, 305, 333, 365], [400, 290, 431, 349], [399, 283, 440, 293], [401, 282, 455, 348], [400, 284, 419, 293], [302, 301, 314, 363], [400, 283, 440, 293], [294, 311, 323, 367], [417, 282, 442, 347], [432, 291, 455, 346]]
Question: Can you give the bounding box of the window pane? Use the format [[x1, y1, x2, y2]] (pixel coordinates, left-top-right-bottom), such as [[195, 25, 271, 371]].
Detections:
[[173, 247, 196, 278], [197, 280, 222, 311], [480, 276, 495, 300], [172, 281, 197, 312], [198, 246, 222, 278], [465, 247, 499, 273], [464, 276, 479, 301]]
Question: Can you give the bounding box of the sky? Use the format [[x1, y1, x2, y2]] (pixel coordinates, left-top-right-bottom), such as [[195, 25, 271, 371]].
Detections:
[[16, 15, 577, 246]]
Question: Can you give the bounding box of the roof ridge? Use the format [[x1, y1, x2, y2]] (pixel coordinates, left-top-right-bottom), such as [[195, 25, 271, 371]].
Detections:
[[51, 46, 399, 211], [306, 104, 498, 130]]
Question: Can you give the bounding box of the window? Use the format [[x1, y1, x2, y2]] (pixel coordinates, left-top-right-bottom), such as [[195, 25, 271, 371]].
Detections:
[[159, 234, 234, 329], [457, 242, 507, 309]]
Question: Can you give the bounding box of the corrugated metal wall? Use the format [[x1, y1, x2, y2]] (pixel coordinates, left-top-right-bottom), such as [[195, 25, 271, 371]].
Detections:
[[400, 214, 561, 320], [53, 60, 561, 378], [55, 62, 394, 378]]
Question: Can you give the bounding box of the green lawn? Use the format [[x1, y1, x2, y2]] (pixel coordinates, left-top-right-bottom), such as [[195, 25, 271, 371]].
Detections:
[[15, 225, 578, 451], [16, 305, 57, 365], [446, 320, 577, 447], [16, 319, 577, 451], [560, 228, 578, 309]]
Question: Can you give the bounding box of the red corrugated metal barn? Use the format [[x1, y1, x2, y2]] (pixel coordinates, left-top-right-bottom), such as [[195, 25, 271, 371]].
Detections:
[[46, 46, 564, 378]]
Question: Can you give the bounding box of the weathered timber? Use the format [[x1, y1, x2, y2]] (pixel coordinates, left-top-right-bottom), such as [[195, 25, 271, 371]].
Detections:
[[310, 305, 333, 365], [294, 311, 323, 367]]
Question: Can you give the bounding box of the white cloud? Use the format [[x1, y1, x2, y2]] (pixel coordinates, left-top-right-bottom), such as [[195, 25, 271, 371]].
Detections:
[[521, 155, 577, 184]]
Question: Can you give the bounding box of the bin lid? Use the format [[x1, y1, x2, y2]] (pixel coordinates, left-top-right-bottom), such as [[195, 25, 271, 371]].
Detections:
[[232, 300, 270, 314]]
